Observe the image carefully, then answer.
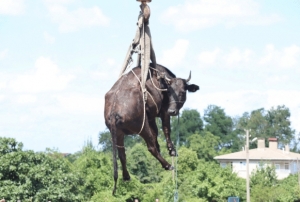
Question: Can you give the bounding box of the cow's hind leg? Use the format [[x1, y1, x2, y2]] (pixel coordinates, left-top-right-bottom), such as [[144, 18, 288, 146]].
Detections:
[[140, 121, 173, 170], [116, 132, 130, 181]]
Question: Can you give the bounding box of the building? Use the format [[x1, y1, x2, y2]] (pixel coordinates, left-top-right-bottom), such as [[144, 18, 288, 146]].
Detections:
[[214, 138, 300, 179]]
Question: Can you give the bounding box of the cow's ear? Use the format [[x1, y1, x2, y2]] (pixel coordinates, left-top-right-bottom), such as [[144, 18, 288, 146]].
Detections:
[[186, 84, 199, 92]]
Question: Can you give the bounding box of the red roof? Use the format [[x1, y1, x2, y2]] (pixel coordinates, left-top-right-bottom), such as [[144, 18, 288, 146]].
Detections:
[[268, 137, 278, 142]]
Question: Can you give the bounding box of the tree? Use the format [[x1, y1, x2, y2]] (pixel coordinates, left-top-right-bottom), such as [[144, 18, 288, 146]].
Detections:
[[187, 131, 220, 161], [0, 137, 82, 201], [290, 132, 300, 153], [265, 105, 295, 145], [249, 164, 300, 201], [237, 105, 295, 148], [179, 161, 246, 201], [237, 109, 269, 149], [127, 143, 161, 183], [171, 109, 203, 145], [99, 130, 112, 152], [72, 143, 113, 200], [250, 164, 278, 187], [203, 105, 241, 150]]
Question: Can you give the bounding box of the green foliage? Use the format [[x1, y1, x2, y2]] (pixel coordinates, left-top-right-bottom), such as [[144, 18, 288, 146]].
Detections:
[[237, 105, 295, 148], [0, 137, 82, 202], [203, 105, 243, 152], [266, 105, 295, 144], [204, 105, 234, 138], [99, 130, 112, 152], [73, 144, 112, 200], [177, 147, 198, 174], [251, 184, 281, 202], [187, 131, 220, 161], [90, 175, 145, 202], [179, 161, 246, 201], [171, 109, 203, 145], [250, 164, 278, 187], [249, 165, 300, 202], [277, 174, 300, 201], [127, 143, 161, 183]]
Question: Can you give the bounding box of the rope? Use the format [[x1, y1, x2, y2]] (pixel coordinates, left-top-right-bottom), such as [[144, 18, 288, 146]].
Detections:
[[147, 91, 159, 114], [131, 68, 162, 133], [174, 113, 180, 202], [131, 70, 146, 135], [148, 69, 167, 91]]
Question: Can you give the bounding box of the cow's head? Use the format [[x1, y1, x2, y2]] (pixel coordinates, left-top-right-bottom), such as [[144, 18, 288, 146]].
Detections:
[[165, 71, 199, 116]]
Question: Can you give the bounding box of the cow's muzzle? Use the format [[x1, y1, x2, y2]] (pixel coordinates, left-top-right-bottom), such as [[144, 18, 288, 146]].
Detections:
[[168, 109, 178, 116]]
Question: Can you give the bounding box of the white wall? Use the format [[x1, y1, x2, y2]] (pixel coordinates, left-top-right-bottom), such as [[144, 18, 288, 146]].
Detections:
[[219, 160, 297, 180]]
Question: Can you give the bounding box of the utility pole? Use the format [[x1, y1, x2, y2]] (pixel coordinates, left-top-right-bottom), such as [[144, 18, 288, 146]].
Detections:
[[245, 129, 250, 202], [298, 158, 300, 189]]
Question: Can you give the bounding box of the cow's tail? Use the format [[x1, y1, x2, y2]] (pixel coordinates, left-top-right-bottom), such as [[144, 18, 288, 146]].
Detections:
[[110, 114, 118, 196]]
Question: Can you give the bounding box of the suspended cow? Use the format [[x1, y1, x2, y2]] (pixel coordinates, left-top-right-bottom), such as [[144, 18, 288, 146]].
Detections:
[[104, 64, 199, 195]]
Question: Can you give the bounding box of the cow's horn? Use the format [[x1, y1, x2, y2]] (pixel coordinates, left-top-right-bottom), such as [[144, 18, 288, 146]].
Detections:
[[186, 71, 191, 82]]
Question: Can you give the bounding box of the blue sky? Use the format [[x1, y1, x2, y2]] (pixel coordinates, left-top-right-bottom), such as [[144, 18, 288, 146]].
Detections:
[[1, 0, 299, 153]]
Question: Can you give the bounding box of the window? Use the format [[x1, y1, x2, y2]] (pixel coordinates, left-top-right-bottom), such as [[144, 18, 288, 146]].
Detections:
[[240, 162, 246, 170], [221, 163, 227, 168], [258, 162, 265, 169], [275, 164, 280, 170], [293, 162, 297, 172], [285, 163, 289, 170]]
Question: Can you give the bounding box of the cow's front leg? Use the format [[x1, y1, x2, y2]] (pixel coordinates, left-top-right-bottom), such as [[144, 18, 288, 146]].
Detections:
[[140, 121, 173, 170], [160, 111, 177, 156]]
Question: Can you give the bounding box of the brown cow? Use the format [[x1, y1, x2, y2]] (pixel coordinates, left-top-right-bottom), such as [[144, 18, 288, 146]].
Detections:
[[104, 64, 199, 195]]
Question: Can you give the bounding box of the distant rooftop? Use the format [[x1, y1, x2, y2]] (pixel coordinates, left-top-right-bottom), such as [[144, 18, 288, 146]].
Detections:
[[214, 148, 300, 161], [214, 137, 300, 161]]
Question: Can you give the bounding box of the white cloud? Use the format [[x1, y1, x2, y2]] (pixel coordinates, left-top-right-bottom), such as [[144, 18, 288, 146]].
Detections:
[[280, 45, 300, 67], [265, 75, 288, 85], [160, 39, 189, 68], [45, 1, 110, 32], [0, 95, 5, 102], [55, 93, 104, 114], [0, 49, 8, 60], [258, 44, 277, 65], [106, 58, 116, 66], [0, 81, 6, 90], [197, 47, 254, 68], [16, 94, 37, 104], [197, 44, 300, 70], [224, 48, 253, 66], [0, 0, 25, 15], [90, 70, 109, 80], [44, 32, 55, 44], [9, 57, 75, 93], [259, 44, 300, 68], [162, 0, 281, 32], [198, 48, 221, 65]]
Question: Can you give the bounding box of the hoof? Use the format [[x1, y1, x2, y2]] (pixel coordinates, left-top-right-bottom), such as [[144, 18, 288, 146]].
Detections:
[[164, 165, 174, 171], [169, 150, 177, 157], [123, 176, 131, 181]]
